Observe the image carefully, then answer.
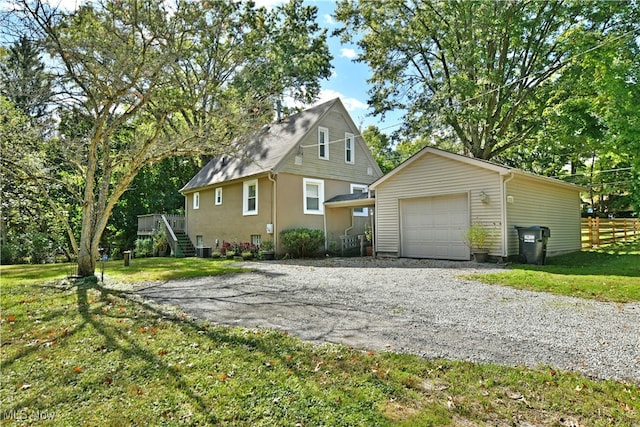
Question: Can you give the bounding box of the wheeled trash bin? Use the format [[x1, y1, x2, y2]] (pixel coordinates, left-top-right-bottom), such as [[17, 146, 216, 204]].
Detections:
[[515, 226, 550, 265]]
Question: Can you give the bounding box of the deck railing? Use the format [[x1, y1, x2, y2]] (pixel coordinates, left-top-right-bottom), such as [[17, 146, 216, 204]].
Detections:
[[137, 214, 185, 236], [581, 217, 640, 248]]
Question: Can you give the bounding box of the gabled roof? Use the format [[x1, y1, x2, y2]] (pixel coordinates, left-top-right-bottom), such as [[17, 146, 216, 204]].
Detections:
[[180, 98, 341, 193], [370, 146, 583, 191]]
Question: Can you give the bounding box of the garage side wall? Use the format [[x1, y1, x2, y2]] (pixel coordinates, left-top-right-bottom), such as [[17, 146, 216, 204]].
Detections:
[[505, 175, 582, 257], [375, 154, 504, 257]]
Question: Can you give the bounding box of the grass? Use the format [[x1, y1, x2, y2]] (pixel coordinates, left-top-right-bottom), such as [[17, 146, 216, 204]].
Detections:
[[467, 241, 640, 303], [1, 257, 246, 287], [1, 258, 639, 425]]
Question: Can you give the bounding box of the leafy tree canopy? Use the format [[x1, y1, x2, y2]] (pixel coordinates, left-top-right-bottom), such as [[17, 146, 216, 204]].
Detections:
[[2, 0, 332, 275], [335, 0, 639, 161]]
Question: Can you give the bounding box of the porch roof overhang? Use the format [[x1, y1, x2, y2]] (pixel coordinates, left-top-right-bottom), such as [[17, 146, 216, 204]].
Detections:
[[324, 193, 375, 209]]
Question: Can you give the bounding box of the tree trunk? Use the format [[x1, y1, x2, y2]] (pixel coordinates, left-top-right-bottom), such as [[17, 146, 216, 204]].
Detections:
[[77, 243, 96, 277]]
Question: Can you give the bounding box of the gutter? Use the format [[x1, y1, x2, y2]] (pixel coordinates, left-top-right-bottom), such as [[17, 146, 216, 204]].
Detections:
[[267, 172, 277, 250], [501, 171, 515, 258]]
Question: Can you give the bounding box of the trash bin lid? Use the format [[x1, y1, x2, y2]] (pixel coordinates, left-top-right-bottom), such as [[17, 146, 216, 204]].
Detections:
[[514, 225, 550, 238]]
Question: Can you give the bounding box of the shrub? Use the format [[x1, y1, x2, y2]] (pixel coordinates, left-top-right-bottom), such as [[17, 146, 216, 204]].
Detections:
[[27, 231, 53, 264], [280, 228, 325, 258], [135, 238, 153, 257]]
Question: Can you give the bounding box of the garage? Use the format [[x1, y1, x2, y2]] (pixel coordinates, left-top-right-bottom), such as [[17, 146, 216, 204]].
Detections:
[[400, 194, 470, 260]]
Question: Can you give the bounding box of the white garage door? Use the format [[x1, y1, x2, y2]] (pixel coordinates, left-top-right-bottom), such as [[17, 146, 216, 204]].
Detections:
[[400, 194, 470, 260]]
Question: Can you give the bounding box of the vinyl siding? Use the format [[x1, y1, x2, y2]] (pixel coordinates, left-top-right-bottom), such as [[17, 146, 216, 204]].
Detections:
[[280, 110, 381, 184], [375, 154, 504, 257], [506, 175, 581, 256]]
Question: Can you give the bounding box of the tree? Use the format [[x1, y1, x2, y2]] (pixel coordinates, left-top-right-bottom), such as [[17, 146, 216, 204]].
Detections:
[[494, 5, 640, 215], [5, 0, 332, 276], [0, 35, 52, 124], [361, 125, 400, 173], [1, 96, 74, 263], [335, 0, 639, 160]]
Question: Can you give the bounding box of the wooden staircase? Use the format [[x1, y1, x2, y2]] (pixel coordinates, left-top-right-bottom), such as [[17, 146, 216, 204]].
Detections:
[[174, 231, 196, 257]]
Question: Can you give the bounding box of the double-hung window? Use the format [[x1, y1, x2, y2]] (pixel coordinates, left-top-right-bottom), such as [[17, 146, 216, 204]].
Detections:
[[215, 187, 222, 205], [345, 132, 354, 164], [303, 178, 324, 215], [193, 192, 200, 210], [243, 179, 258, 215], [350, 184, 368, 217], [318, 127, 329, 160]]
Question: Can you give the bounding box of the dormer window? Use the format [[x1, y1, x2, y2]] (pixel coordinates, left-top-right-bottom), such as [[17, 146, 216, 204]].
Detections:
[[318, 127, 329, 160]]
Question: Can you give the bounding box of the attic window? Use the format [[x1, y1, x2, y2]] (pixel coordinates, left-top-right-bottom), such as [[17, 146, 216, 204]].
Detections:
[[215, 187, 222, 205], [318, 127, 329, 160], [193, 192, 200, 210], [345, 133, 354, 164]]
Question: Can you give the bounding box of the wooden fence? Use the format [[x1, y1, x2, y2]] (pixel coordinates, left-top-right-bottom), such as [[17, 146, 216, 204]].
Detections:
[[581, 217, 640, 248]]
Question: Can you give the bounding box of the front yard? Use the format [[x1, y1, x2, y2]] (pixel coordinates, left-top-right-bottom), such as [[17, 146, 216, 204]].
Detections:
[[1, 252, 638, 425]]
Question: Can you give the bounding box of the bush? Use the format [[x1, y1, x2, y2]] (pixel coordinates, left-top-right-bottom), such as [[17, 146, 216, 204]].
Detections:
[[280, 228, 325, 258], [28, 231, 53, 264], [0, 240, 21, 264], [135, 238, 153, 257]]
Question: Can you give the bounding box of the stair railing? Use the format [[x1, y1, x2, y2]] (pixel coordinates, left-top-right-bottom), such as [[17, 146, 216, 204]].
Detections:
[[161, 214, 180, 256]]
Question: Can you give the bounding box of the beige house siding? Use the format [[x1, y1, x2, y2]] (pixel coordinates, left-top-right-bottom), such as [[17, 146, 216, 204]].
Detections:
[[275, 173, 372, 252], [186, 175, 274, 249], [375, 154, 504, 257], [279, 110, 381, 183], [505, 174, 582, 257]]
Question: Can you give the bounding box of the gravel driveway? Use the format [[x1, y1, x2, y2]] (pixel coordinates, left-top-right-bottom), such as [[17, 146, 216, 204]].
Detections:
[[134, 258, 640, 384]]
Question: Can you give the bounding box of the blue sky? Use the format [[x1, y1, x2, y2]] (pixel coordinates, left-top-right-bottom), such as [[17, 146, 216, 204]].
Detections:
[[279, 0, 404, 135]]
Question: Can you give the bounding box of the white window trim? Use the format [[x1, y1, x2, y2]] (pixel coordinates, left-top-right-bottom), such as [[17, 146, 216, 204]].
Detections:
[[193, 192, 200, 210], [243, 179, 258, 216], [215, 187, 222, 205], [345, 132, 355, 164], [303, 178, 324, 215], [350, 184, 368, 217], [318, 127, 329, 160]]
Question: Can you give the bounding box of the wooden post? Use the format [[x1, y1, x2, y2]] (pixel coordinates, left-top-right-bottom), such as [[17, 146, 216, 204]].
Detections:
[[612, 219, 616, 243]]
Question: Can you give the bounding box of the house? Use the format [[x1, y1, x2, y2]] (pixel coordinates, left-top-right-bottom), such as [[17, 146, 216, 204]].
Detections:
[[369, 147, 583, 261], [179, 98, 384, 254]]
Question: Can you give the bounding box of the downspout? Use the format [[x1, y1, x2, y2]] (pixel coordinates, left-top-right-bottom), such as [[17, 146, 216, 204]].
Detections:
[[267, 172, 277, 250], [323, 211, 328, 252], [501, 171, 515, 259]]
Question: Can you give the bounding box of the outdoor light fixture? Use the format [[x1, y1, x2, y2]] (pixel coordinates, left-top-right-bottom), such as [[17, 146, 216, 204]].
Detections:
[[479, 191, 489, 204]]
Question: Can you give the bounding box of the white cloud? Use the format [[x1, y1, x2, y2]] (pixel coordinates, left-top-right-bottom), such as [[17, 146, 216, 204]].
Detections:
[[314, 89, 368, 112], [324, 14, 335, 25], [340, 48, 357, 60], [283, 89, 367, 115]]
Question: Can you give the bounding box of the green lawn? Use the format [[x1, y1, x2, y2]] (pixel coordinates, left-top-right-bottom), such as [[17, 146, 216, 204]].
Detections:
[[1, 257, 638, 425], [467, 242, 640, 303]]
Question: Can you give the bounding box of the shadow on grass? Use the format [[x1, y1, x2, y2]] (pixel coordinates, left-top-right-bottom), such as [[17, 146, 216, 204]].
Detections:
[[2, 276, 323, 424]]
